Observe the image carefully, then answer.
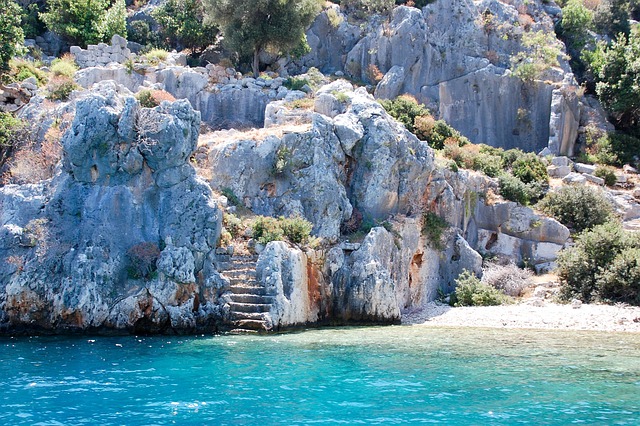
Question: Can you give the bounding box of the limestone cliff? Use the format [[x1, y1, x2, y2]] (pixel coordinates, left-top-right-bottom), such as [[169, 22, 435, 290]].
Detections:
[[0, 82, 223, 334]]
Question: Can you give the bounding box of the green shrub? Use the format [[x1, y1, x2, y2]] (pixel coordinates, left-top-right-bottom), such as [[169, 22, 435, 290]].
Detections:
[[252, 216, 285, 245], [510, 30, 566, 81], [594, 166, 617, 186], [127, 242, 161, 279], [450, 270, 509, 307], [152, 0, 218, 54], [280, 216, 313, 244], [127, 20, 157, 46], [101, 0, 127, 42], [50, 56, 78, 78], [340, 0, 395, 19], [143, 48, 170, 65], [557, 222, 640, 304], [537, 185, 614, 233], [0, 112, 22, 147], [136, 89, 176, 108], [472, 152, 503, 177], [421, 211, 448, 249], [498, 173, 543, 205], [223, 213, 243, 238], [46, 76, 79, 101], [0, 112, 23, 164], [511, 153, 548, 185], [1, 0, 24, 73], [40, 0, 124, 47], [284, 76, 310, 91], [4, 59, 48, 86], [598, 247, 640, 305], [21, 3, 46, 39], [252, 215, 313, 245], [379, 95, 429, 134]]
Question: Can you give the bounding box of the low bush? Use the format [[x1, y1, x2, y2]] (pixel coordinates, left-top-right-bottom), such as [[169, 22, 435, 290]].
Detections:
[[557, 222, 640, 304], [252, 215, 313, 245], [143, 48, 170, 65], [252, 216, 285, 245], [3, 59, 48, 86], [223, 213, 243, 238], [284, 76, 310, 91], [50, 55, 79, 78], [537, 185, 614, 233], [511, 152, 548, 185], [0, 112, 23, 165], [481, 262, 532, 297], [421, 211, 448, 249], [136, 89, 176, 108], [594, 166, 617, 186], [498, 173, 543, 205], [280, 216, 314, 244], [127, 242, 161, 279], [450, 270, 510, 307], [46, 76, 79, 101]]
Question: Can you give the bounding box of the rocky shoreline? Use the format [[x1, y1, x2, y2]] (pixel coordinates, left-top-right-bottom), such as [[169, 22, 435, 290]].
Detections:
[[403, 301, 640, 333]]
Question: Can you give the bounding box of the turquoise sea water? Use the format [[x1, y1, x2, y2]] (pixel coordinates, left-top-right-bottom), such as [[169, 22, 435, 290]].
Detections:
[[1, 326, 639, 425]]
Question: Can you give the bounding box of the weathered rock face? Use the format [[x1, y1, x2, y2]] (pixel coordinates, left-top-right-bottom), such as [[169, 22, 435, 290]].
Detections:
[[296, 1, 580, 155], [206, 83, 569, 327], [0, 82, 223, 334], [208, 85, 434, 240]]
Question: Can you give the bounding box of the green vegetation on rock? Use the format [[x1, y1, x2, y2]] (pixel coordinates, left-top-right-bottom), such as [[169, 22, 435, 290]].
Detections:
[[205, 0, 323, 76], [537, 185, 614, 233], [252, 216, 313, 245], [0, 0, 24, 73], [153, 0, 218, 55], [557, 221, 640, 305], [40, 0, 126, 47], [450, 270, 510, 307]]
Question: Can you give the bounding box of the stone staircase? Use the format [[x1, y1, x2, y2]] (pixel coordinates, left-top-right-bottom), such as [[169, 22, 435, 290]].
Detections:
[[217, 255, 274, 334]]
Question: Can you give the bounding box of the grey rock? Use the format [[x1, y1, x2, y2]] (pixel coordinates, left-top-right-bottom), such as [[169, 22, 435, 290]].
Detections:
[[584, 174, 604, 186], [574, 163, 597, 174], [562, 172, 587, 185]]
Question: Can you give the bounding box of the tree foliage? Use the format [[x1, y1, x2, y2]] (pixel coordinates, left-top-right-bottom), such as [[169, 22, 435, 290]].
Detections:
[[560, 0, 593, 50], [40, 0, 126, 47], [557, 221, 640, 304], [0, 0, 24, 73], [153, 0, 218, 54], [205, 0, 323, 76], [588, 31, 640, 130]]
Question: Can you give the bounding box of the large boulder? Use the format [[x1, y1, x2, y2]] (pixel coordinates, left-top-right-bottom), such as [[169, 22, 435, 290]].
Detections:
[[0, 81, 223, 334]]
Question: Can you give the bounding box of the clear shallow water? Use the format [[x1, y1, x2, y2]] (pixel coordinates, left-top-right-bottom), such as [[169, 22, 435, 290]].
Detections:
[[1, 327, 639, 425]]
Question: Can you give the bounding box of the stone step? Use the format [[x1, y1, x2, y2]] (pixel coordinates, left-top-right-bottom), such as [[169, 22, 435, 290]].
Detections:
[[230, 294, 275, 304], [229, 302, 271, 313], [224, 269, 257, 277], [229, 285, 267, 295], [231, 311, 270, 321], [234, 319, 270, 331]]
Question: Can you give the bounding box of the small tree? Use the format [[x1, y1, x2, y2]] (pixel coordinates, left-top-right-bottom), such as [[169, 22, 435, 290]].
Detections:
[[205, 0, 323, 76], [101, 0, 127, 43], [0, 0, 24, 73], [589, 31, 640, 131], [153, 0, 218, 55], [40, 0, 126, 47]]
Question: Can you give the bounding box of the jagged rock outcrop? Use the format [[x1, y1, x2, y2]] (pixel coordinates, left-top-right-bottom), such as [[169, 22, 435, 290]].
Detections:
[[205, 82, 569, 328], [0, 82, 223, 334], [295, 1, 581, 155], [208, 84, 434, 240]]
